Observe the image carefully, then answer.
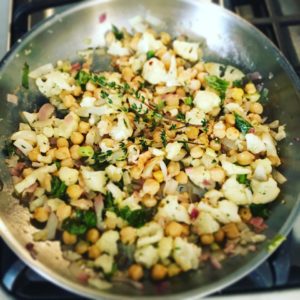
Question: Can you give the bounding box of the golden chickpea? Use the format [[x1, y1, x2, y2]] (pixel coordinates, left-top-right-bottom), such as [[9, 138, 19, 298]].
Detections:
[[165, 94, 179, 107], [167, 161, 181, 177], [22, 167, 33, 177], [70, 145, 80, 160], [223, 223, 240, 239], [70, 132, 84, 145], [56, 137, 69, 148], [225, 114, 235, 126], [214, 229, 225, 243], [47, 148, 56, 160], [54, 147, 70, 160], [248, 113, 262, 124], [120, 226, 137, 245], [213, 121, 226, 139], [33, 207, 49, 223], [200, 234, 215, 245], [73, 86, 82, 97], [143, 178, 160, 196], [210, 139, 221, 151], [237, 151, 255, 165], [186, 126, 199, 140], [86, 228, 100, 243], [28, 147, 40, 162], [250, 102, 263, 114], [130, 165, 143, 180], [61, 158, 74, 168], [128, 264, 144, 281], [67, 184, 83, 199], [153, 170, 164, 183], [56, 203, 71, 221], [181, 224, 190, 236], [160, 31, 171, 45], [209, 166, 225, 183], [165, 221, 183, 237], [63, 94, 76, 108], [226, 127, 240, 140], [78, 121, 90, 134], [190, 146, 204, 159], [40, 173, 51, 192], [245, 82, 256, 94], [62, 231, 77, 245], [151, 264, 168, 281], [180, 104, 191, 114], [122, 67, 134, 82], [230, 87, 244, 102], [88, 245, 101, 259], [142, 194, 158, 208], [189, 79, 201, 91], [176, 87, 186, 97], [168, 264, 181, 277], [239, 207, 252, 222], [75, 241, 89, 255], [175, 171, 188, 184]]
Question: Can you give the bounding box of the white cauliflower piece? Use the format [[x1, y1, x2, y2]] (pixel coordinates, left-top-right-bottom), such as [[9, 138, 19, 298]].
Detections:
[[165, 142, 182, 161], [94, 254, 114, 274], [11, 130, 37, 143], [119, 194, 141, 211], [81, 168, 107, 193], [13, 139, 33, 156], [36, 70, 73, 97], [193, 90, 221, 113], [134, 245, 159, 268], [110, 113, 133, 141], [221, 160, 251, 176], [173, 40, 199, 62], [158, 237, 173, 260], [192, 211, 220, 235], [127, 145, 140, 164], [36, 134, 50, 153], [222, 176, 253, 205], [204, 63, 244, 82], [149, 147, 165, 157], [155, 195, 190, 224], [105, 165, 123, 182], [53, 112, 79, 139], [252, 158, 272, 181], [96, 230, 119, 256], [185, 108, 206, 126], [165, 55, 179, 87], [173, 237, 201, 271], [224, 103, 244, 115], [76, 105, 117, 117], [129, 54, 147, 72], [261, 132, 278, 158], [97, 119, 112, 137], [107, 41, 130, 56], [137, 32, 164, 54], [185, 166, 213, 189], [22, 111, 37, 126], [142, 58, 167, 84], [80, 96, 96, 107], [58, 167, 79, 186], [252, 178, 280, 204], [106, 181, 125, 201], [198, 199, 241, 224], [204, 189, 224, 205], [246, 133, 266, 154], [136, 222, 164, 248]]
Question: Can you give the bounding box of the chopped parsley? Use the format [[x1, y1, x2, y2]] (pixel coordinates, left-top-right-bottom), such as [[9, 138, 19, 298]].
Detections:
[[48, 176, 67, 199], [232, 79, 243, 88], [22, 62, 29, 89], [93, 150, 113, 170], [112, 25, 124, 40], [160, 129, 167, 147], [259, 87, 269, 104], [250, 204, 270, 219], [176, 111, 185, 122], [75, 70, 90, 87], [3, 141, 16, 157], [205, 75, 229, 100], [146, 50, 155, 60], [184, 96, 193, 106], [236, 174, 250, 186], [234, 113, 253, 134], [201, 118, 208, 132]]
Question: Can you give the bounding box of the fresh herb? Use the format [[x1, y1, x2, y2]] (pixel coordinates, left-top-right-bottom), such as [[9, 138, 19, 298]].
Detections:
[[232, 79, 243, 88], [78, 146, 94, 158], [3, 141, 16, 157], [22, 62, 29, 89], [267, 234, 286, 253], [140, 137, 149, 151], [62, 219, 87, 235], [201, 118, 208, 132], [176, 111, 185, 122], [76, 210, 97, 228], [160, 129, 167, 147], [234, 113, 253, 134], [237, 174, 250, 186], [156, 100, 165, 110], [48, 176, 67, 198], [118, 206, 153, 228], [205, 75, 229, 100], [105, 192, 116, 211], [259, 87, 269, 104], [179, 140, 190, 151], [250, 203, 270, 219], [112, 25, 124, 40], [93, 150, 113, 164], [54, 160, 61, 169], [75, 70, 90, 87], [184, 96, 193, 106], [146, 50, 155, 60], [119, 142, 128, 158], [169, 124, 177, 130]]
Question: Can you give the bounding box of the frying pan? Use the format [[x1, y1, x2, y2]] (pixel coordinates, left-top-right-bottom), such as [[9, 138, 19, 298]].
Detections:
[[1, 0, 300, 299]]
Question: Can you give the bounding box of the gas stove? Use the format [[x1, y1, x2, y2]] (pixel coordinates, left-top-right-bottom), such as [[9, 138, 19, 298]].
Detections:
[[1, 0, 300, 299]]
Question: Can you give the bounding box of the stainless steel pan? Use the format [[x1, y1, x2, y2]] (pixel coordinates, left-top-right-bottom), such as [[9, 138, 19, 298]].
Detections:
[[1, 0, 300, 299]]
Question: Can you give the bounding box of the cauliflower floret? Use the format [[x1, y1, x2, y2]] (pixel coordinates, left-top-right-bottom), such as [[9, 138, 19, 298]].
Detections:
[[193, 90, 221, 113], [155, 195, 190, 224], [22, 111, 37, 126], [129, 54, 147, 72], [136, 222, 164, 248], [128, 144, 140, 164], [104, 211, 125, 229], [107, 41, 130, 56], [110, 113, 133, 141], [251, 178, 280, 204], [165, 142, 182, 161], [252, 158, 272, 181], [137, 32, 164, 54], [224, 103, 244, 115], [13, 139, 33, 156], [106, 181, 125, 201], [246, 133, 266, 154], [53, 112, 79, 139], [173, 40, 199, 62], [185, 166, 214, 189], [94, 254, 114, 274], [198, 199, 241, 224], [36, 134, 50, 153], [134, 245, 159, 268], [204, 63, 244, 82], [142, 58, 167, 84], [204, 189, 224, 205], [58, 167, 79, 186], [81, 167, 107, 193], [96, 230, 119, 256], [192, 211, 220, 235], [158, 237, 173, 260], [185, 107, 206, 126], [119, 194, 141, 211], [80, 96, 96, 107], [173, 237, 201, 271], [221, 160, 251, 176], [105, 165, 123, 182], [222, 176, 253, 205], [261, 132, 279, 158]]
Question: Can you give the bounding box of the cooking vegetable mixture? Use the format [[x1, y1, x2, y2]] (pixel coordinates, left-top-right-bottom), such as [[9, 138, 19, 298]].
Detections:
[[5, 18, 287, 288]]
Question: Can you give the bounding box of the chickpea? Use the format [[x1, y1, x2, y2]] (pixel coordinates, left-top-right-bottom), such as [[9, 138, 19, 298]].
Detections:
[[62, 231, 77, 245], [70, 132, 84, 145], [73, 86, 82, 97], [33, 207, 49, 223], [200, 234, 215, 245], [245, 82, 256, 94], [176, 87, 186, 97], [128, 264, 144, 281], [151, 264, 168, 281], [22, 167, 33, 177], [55, 147, 70, 160], [180, 104, 191, 114], [175, 171, 188, 184], [63, 94, 76, 108], [223, 223, 240, 239], [209, 166, 225, 183], [190, 146, 204, 159], [143, 178, 160, 196], [86, 81, 96, 92], [56, 137, 69, 148], [165, 221, 183, 237], [120, 226, 137, 245], [28, 147, 40, 162], [78, 121, 90, 134], [56, 203, 71, 221], [70, 145, 80, 160], [142, 194, 158, 208], [214, 229, 225, 243], [230, 87, 244, 102], [86, 228, 100, 243], [225, 114, 235, 126], [40, 173, 51, 192], [61, 158, 74, 168], [181, 224, 190, 236], [226, 127, 240, 140], [248, 113, 262, 124], [186, 126, 199, 140], [210, 139, 221, 151], [268, 155, 281, 166], [122, 67, 134, 82], [213, 121, 226, 139], [153, 170, 164, 183], [168, 264, 181, 277], [75, 241, 89, 254], [237, 151, 255, 165], [47, 148, 56, 160], [167, 161, 180, 177], [250, 102, 263, 114], [160, 32, 171, 45], [67, 184, 83, 199], [165, 94, 179, 107], [239, 207, 252, 222], [189, 79, 201, 91], [88, 245, 101, 259], [130, 165, 143, 180]]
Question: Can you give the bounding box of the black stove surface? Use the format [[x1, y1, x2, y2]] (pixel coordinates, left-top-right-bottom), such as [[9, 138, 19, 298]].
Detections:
[[2, 0, 300, 299]]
